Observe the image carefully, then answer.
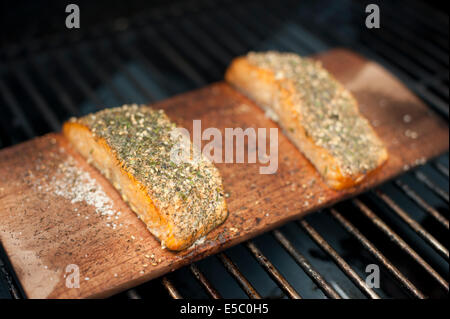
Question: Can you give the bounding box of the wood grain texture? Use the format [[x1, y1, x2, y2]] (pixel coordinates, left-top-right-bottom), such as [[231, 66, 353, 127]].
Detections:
[[0, 49, 448, 298]]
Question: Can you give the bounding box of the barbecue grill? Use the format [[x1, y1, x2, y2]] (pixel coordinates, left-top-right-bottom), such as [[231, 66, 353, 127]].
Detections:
[[0, 0, 448, 299]]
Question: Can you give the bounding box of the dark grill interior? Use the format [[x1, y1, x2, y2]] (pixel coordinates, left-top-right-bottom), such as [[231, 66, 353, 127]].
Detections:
[[0, 0, 448, 299]]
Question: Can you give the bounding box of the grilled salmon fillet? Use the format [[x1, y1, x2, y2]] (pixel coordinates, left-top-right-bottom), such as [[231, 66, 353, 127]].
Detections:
[[225, 51, 388, 190], [63, 105, 227, 251]]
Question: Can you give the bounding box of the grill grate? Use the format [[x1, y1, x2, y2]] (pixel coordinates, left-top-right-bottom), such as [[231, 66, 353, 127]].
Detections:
[[0, 0, 448, 299]]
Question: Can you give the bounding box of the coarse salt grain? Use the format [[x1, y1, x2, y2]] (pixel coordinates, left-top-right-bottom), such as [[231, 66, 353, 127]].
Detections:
[[190, 235, 206, 248], [39, 154, 123, 227], [403, 114, 412, 123]]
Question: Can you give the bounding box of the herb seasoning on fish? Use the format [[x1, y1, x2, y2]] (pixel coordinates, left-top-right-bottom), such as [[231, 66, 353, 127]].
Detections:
[[247, 51, 386, 176], [66, 104, 227, 250]]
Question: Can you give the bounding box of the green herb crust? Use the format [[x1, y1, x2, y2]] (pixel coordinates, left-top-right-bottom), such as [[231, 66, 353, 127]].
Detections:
[[247, 51, 386, 176], [68, 104, 227, 249]]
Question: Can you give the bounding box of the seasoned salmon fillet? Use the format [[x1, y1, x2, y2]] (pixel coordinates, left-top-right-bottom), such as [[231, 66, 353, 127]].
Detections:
[[63, 105, 227, 251], [225, 51, 388, 190]]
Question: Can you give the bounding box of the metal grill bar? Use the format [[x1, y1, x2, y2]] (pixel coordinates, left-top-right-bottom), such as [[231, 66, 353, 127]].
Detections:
[[97, 41, 156, 102], [399, 0, 448, 39], [196, 14, 247, 54], [359, 33, 450, 114], [161, 276, 183, 299], [376, 5, 448, 66], [272, 230, 341, 299], [218, 4, 283, 52], [178, 18, 232, 66], [258, 3, 329, 52], [46, 38, 189, 303], [298, 220, 380, 299], [375, 189, 449, 260], [0, 0, 447, 300], [159, 23, 223, 80], [0, 250, 21, 299], [215, 10, 261, 49], [245, 241, 302, 299], [362, 18, 443, 79], [8, 10, 218, 303], [238, 5, 310, 54], [352, 199, 448, 291], [126, 288, 142, 299], [435, 162, 449, 178], [350, 0, 447, 81], [394, 179, 449, 229], [10, 66, 61, 131], [189, 263, 222, 299], [59, 0, 450, 302], [256, 2, 328, 52], [52, 51, 104, 107], [414, 171, 449, 203], [141, 26, 207, 86], [77, 47, 127, 104], [274, 0, 450, 117], [329, 208, 426, 299], [115, 37, 180, 96], [217, 253, 262, 299], [0, 78, 36, 138], [30, 58, 80, 116]]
